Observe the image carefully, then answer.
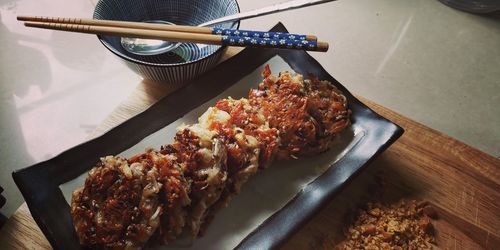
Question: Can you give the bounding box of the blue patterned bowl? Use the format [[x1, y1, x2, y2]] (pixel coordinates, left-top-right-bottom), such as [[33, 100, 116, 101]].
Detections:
[[93, 0, 240, 84]]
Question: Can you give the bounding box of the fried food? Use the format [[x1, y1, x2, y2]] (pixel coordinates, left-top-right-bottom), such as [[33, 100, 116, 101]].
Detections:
[[71, 65, 351, 248], [249, 65, 350, 159], [171, 107, 237, 237], [71, 156, 162, 249], [215, 97, 280, 169], [128, 149, 190, 244], [334, 200, 437, 250]]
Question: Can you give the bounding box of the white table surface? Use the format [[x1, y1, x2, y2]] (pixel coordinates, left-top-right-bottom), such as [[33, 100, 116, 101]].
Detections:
[[0, 0, 499, 217]]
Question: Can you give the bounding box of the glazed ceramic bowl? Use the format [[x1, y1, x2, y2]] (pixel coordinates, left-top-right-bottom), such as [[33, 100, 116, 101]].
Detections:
[[93, 0, 240, 84]]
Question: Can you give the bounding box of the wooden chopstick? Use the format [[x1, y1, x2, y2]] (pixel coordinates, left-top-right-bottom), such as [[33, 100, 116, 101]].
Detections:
[[21, 20, 329, 52], [23, 21, 222, 44], [17, 15, 318, 41]]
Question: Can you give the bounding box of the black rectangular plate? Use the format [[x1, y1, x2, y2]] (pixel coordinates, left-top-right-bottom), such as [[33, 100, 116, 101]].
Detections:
[[13, 23, 403, 250]]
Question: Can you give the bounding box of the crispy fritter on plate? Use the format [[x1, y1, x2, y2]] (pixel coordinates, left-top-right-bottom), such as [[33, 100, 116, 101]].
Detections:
[[71, 65, 351, 249], [71, 156, 162, 249], [168, 111, 229, 237], [249, 65, 350, 159], [215, 97, 280, 169], [128, 149, 191, 244]]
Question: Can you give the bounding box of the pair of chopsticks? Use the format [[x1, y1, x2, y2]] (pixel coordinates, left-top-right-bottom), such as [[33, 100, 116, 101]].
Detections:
[[17, 16, 329, 52]]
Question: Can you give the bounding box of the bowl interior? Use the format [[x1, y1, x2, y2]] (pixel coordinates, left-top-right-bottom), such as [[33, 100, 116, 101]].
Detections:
[[94, 0, 240, 66]]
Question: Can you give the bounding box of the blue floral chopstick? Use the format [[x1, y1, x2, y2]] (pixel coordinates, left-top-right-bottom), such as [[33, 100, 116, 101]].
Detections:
[[220, 35, 328, 52], [212, 28, 317, 41]]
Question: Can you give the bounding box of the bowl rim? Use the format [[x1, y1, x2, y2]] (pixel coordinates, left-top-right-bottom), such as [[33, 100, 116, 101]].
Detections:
[[93, 0, 241, 67]]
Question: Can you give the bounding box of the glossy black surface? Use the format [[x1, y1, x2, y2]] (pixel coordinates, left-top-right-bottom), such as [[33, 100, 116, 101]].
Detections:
[[13, 23, 403, 250]]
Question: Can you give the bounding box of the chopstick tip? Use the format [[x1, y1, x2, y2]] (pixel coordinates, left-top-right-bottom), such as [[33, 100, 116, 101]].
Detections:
[[23, 21, 39, 28], [317, 41, 329, 52]]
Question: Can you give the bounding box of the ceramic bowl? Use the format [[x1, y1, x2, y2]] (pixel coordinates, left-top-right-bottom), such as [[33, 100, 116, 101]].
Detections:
[[93, 0, 240, 84]]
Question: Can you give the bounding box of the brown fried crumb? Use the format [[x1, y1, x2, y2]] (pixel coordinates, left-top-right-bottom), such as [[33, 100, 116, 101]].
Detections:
[[334, 200, 437, 250]]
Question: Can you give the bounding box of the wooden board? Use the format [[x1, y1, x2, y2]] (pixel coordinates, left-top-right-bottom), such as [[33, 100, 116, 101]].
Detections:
[[0, 48, 498, 249], [281, 96, 500, 250]]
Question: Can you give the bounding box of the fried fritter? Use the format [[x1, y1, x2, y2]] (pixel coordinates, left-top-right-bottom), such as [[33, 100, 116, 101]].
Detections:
[[215, 97, 280, 169], [71, 156, 162, 249], [71, 65, 351, 248], [249, 65, 350, 159], [168, 118, 228, 237], [128, 149, 191, 244]]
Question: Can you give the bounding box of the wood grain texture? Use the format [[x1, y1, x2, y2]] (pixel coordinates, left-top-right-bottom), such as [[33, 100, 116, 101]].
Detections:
[[17, 16, 213, 34], [0, 48, 498, 249], [280, 96, 500, 250], [0, 203, 50, 249]]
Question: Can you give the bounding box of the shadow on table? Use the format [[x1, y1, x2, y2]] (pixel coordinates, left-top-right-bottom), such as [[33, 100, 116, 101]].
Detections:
[[0, 18, 49, 216]]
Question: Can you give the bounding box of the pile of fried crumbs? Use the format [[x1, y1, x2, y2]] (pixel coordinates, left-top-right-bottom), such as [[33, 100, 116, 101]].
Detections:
[[335, 200, 438, 250]]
